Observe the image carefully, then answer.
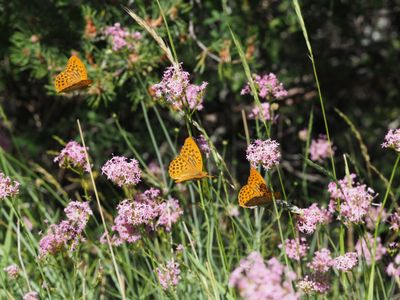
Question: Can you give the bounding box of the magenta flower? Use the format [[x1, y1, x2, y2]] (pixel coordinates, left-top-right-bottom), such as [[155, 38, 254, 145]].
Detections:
[[382, 128, 400, 152], [355, 233, 386, 265], [3, 264, 19, 279], [333, 252, 358, 271], [54, 141, 89, 172], [297, 274, 330, 295], [104, 23, 141, 51], [39, 201, 92, 257], [328, 174, 375, 224], [309, 135, 334, 162], [386, 254, 400, 277], [23, 291, 39, 300], [156, 259, 181, 290], [307, 249, 333, 273], [389, 211, 400, 231], [102, 156, 141, 187], [0, 172, 20, 199], [196, 135, 211, 158], [241, 73, 288, 100], [157, 198, 183, 232], [281, 237, 308, 261], [229, 252, 298, 300], [296, 203, 331, 234], [246, 139, 281, 171], [152, 64, 207, 111]]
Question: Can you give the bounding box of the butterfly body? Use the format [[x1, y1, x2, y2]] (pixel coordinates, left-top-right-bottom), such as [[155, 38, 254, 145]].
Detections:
[[238, 167, 280, 208], [168, 137, 210, 183], [55, 56, 92, 93]]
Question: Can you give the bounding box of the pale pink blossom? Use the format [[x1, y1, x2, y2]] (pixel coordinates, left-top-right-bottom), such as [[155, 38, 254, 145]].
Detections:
[[246, 139, 281, 171], [296, 203, 331, 234], [248, 103, 272, 121], [281, 237, 308, 261], [366, 205, 387, 230], [104, 23, 141, 51], [389, 211, 400, 231], [382, 128, 400, 152], [333, 252, 358, 271], [0, 172, 20, 199], [54, 141, 89, 172], [196, 135, 211, 158], [309, 135, 334, 162], [102, 156, 141, 187], [355, 233, 386, 265], [157, 198, 183, 232], [23, 291, 39, 300], [307, 249, 333, 273], [386, 254, 400, 277], [241, 73, 288, 100], [297, 274, 330, 295], [156, 259, 181, 290], [3, 264, 19, 279]]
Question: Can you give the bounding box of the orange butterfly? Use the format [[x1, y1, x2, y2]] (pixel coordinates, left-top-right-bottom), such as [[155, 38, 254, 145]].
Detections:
[[54, 56, 92, 93], [168, 137, 210, 183], [238, 167, 280, 208]]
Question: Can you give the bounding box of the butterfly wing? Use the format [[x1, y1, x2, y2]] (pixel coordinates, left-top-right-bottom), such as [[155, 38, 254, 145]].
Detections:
[[168, 137, 209, 183], [54, 56, 92, 93]]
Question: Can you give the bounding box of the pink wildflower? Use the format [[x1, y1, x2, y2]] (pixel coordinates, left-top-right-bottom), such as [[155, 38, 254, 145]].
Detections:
[[246, 139, 281, 171], [307, 248, 333, 273], [366, 205, 387, 230], [333, 252, 358, 271], [152, 64, 207, 111], [309, 135, 334, 162], [382, 128, 400, 152], [0, 172, 20, 199], [54, 141, 89, 172], [196, 135, 211, 158], [248, 103, 272, 121], [64, 201, 93, 232], [102, 156, 141, 187], [328, 174, 375, 224], [226, 204, 240, 217], [156, 259, 181, 290], [281, 237, 308, 261], [23, 291, 39, 300], [297, 203, 331, 234], [297, 274, 330, 295], [3, 264, 19, 279], [229, 252, 298, 300], [355, 233, 386, 265], [104, 23, 141, 51], [386, 254, 400, 277], [157, 198, 183, 232], [389, 211, 400, 231], [241, 73, 288, 100]]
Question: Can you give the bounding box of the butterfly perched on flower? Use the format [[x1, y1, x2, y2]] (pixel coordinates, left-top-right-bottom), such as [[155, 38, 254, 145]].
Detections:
[[54, 56, 92, 93], [238, 167, 280, 208], [168, 137, 210, 183]]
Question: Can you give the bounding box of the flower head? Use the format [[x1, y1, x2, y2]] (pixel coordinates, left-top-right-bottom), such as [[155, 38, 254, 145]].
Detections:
[[246, 139, 281, 171], [23, 291, 39, 300], [241, 73, 288, 100], [333, 252, 358, 271], [328, 174, 375, 224], [382, 128, 400, 152], [196, 135, 211, 158], [355, 233, 386, 265], [157, 198, 183, 232], [309, 135, 334, 162], [229, 252, 297, 300], [3, 264, 19, 279], [152, 64, 207, 111], [64, 201, 93, 232], [102, 156, 141, 187], [156, 259, 181, 290], [248, 103, 276, 121], [54, 141, 89, 172], [0, 172, 20, 199], [307, 248, 333, 273], [104, 23, 141, 51], [386, 254, 400, 277], [296, 203, 331, 234], [389, 211, 400, 231], [366, 205, 387, 230], [281, 237, 309, 261], [297, 274, 330, 295]]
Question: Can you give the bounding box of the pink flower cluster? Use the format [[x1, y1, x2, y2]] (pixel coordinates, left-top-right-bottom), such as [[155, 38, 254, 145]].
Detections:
[[246, 139, 281, 171], [152, 64, 207, 111], [102, 156, 141, 187], [366, 205, 387, 230], [241, 73, 288, 100], [23, 291, 39, 300], [54, 141, 89, 172], [196, 135, 211, 158], [156, 259, 181, 290], [229, 252, 298, 300], [3, 264, 19, 279], [297, 274, 330, 295], [0, 172, 20, 199], [248, 103, 273, 121], [333, 252, 358, 271], [296, 203, 331, 234], [328, 174, 375, 224], [39, 201, 92, 257], [389, 210, 400, 231], [382, 128, 400, 152], [355, 233, 386, 265], [386, 254, 400, 277], [309, 135, 335, 162], [104, 23, 141, 51], [307, 248, 333, 273], [105, 189, 183, 246], [282, 237, 308, 261]]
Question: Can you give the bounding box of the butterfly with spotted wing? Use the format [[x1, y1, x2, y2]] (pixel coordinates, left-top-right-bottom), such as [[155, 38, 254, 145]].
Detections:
[[54, 56, 92, 93]]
